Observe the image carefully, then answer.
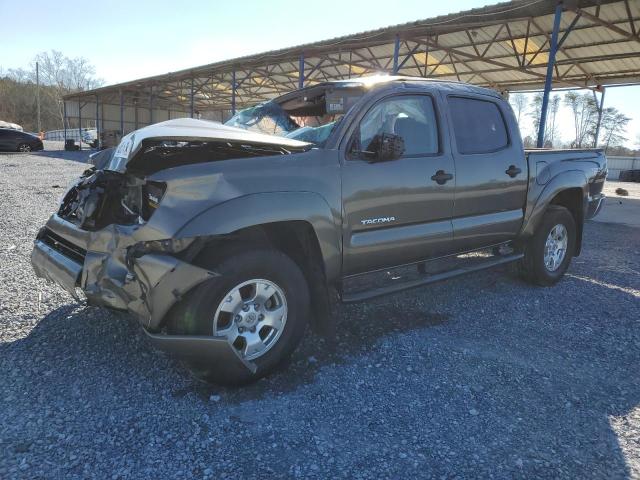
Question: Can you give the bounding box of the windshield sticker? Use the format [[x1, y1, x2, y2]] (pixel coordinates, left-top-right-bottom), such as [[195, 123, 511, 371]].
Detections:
[[114, 135, 134, 159], [328, 100, 344, 113]]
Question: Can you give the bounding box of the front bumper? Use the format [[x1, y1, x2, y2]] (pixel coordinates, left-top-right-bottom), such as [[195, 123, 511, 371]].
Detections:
[[144, 331, 256, 374], [31, 214, 254, 373], [31, 240, 82, 298]]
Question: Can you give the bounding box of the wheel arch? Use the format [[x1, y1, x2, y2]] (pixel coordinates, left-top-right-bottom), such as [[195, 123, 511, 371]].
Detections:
[[520, 171, 587, 256], [175, 192, 341, 282], [549, 187, 584, 255], [174, 193, 341, 336]]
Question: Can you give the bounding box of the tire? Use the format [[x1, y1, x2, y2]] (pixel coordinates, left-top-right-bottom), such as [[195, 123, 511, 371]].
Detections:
[[519, 205, 576, 286], [17, 143, 31, 152], [166, 249, 310, 385]]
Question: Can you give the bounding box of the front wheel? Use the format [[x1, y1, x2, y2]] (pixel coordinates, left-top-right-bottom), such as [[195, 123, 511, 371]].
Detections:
[[166, 249, 310, 385], [519, 205, 576, 286], [17, 143, 31, 152]]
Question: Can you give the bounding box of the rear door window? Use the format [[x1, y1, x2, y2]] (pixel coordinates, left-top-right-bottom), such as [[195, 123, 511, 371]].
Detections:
[[448, 97, 508, 154]]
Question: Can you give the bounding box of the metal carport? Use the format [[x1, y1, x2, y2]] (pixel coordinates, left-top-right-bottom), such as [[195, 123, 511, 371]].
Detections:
[[63, 0, 640, 148]]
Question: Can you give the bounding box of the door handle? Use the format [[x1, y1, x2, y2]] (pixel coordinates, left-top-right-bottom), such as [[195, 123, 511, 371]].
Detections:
[[505, 165, 522, 178], [431, 170, 453, 185]]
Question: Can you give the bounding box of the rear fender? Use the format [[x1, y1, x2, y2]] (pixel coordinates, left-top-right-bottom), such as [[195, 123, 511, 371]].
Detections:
[[520, 170, 587, 245]]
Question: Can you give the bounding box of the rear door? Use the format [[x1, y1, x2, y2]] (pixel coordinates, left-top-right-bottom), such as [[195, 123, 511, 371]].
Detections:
[[341, 91, 456, 275], [445, 94, 527, 251]]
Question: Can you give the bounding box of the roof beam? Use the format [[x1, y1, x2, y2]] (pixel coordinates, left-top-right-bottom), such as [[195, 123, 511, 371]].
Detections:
[[419, 36, 594, 91], [568, 5, 640, 45]]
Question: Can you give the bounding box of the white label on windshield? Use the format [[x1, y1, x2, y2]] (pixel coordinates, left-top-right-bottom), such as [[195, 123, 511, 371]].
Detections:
[[328, 102, 343, 113], [114, 135, 134, 159]]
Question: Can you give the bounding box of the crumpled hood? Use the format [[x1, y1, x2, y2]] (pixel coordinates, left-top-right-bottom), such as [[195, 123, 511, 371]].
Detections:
[[105, 118, 310, 172]]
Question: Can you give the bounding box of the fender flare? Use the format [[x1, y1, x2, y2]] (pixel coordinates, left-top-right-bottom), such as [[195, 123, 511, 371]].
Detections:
[[520, 169, 587, 241], [175, 191, 342, 281]]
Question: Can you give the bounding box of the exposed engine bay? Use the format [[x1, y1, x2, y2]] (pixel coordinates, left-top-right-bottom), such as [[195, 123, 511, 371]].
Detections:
[[57, 168, 165, 230]]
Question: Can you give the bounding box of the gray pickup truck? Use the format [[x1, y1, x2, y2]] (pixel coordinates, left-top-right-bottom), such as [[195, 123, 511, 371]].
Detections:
[[32, 76, 606, 384]]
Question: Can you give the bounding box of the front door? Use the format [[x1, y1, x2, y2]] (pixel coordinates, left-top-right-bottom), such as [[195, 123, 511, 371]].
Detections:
[[445, 94, 528, 251], [342, 93, 456, 276]]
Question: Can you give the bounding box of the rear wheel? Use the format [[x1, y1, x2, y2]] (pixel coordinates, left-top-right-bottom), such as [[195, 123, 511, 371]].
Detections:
[[17, 143, 31, 152], [519, 205, 576, 286], [167, 249, 310, 385]]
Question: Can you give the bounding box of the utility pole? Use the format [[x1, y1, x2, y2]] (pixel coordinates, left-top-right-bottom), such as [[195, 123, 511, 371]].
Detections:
[[36, 61, 41, 133]]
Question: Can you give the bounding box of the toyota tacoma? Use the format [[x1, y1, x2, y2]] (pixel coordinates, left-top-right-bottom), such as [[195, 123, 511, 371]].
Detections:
[[31, 76, 607, 384]]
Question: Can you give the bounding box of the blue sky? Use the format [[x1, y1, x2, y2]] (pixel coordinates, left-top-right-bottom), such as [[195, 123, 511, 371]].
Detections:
[[1, 0, 638, 147]]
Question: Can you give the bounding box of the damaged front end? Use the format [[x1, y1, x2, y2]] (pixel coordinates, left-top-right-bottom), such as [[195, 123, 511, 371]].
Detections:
[[33, 167, 214, 327], [32, 175, 255, 371], [30, 119, 309, 372]]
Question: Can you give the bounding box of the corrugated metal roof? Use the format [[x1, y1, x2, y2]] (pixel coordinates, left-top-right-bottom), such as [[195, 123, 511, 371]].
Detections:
[[65, 0, 640, 114]]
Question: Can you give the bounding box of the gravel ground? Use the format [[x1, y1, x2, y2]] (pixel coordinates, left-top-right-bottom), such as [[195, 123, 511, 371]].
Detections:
[[1, 151, 639, 479]]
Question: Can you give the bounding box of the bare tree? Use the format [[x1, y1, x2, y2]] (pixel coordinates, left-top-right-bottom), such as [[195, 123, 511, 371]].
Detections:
[[548, 95, 561, 147], [0, 50, 103, 131], [510, 93, 528, 125], [528, 92, 543, 142], [599, 107, 631, 151], [563, 91, 598, 148], [527, 93, 560, 147]]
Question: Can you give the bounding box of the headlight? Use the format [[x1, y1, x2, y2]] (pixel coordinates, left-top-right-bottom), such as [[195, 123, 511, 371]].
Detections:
[[142, 182, 166, 220]]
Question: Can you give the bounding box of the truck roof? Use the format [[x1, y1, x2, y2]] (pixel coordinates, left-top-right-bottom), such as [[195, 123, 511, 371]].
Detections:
[[276, 75, 503, 105]]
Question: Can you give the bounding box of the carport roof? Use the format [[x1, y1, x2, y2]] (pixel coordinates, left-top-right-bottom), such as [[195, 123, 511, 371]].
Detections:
[[65, 0, 640, 111]]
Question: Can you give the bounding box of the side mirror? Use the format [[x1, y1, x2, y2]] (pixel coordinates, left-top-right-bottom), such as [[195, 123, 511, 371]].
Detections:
[[368, 133, 405, 161]]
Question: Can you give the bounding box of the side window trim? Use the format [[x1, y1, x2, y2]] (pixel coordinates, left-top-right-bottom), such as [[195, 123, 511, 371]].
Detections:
[[447, 94, 511, 155], [346, 92, 442, 161]]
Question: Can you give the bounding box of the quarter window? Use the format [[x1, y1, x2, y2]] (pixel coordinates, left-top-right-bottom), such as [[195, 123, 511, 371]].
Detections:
[[357, 95, 439, 156], [449, 97, 508, 154]]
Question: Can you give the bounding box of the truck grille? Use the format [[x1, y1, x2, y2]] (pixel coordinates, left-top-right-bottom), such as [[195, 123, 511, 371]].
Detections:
[[39, 229, 87, 265]]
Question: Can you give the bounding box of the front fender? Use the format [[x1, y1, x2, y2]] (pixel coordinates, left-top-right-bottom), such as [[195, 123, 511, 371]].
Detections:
[[175, 192, 342, 281], [520, 169, 587, 238]]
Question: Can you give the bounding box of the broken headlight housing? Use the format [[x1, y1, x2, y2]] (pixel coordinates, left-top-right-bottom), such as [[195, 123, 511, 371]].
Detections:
[[141, 181, 167, 221]]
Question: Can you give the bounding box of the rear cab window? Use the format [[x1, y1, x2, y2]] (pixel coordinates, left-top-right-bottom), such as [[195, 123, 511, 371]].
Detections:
[[448, 96, 508, 154]]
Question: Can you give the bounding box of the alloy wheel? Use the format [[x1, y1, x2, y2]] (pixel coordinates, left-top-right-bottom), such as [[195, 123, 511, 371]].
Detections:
[[212, 279, 288, 360], [543, 224, 568, 272]]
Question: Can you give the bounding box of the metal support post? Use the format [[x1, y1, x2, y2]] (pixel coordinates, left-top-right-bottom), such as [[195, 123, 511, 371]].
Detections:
[[95, 95, 100, 149], [149, 86, 154, 125], [537, 3, 562, 148], [299, 53, 305, 89], [593, 87, 606, 147], [78, 101, 82, 149], [392, 33, 400, 74], [36, 61, 41, 133], [63, 101, 67, 142], [119, 89, 124, 135], [231, 70, 237, 115], [190, 78, 195, 118]]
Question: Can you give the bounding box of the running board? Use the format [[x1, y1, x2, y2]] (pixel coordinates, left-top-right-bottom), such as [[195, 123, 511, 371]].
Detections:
[[341, 253, 523, 304]]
